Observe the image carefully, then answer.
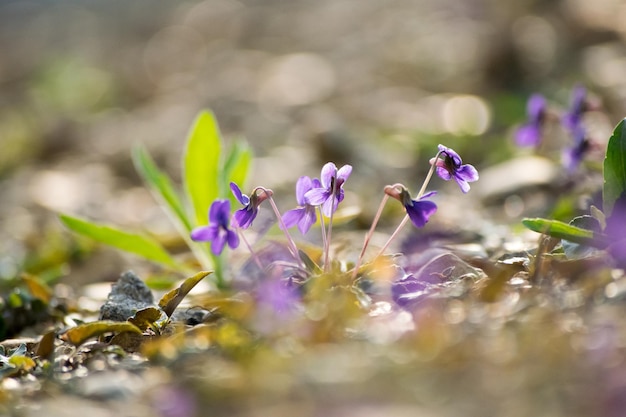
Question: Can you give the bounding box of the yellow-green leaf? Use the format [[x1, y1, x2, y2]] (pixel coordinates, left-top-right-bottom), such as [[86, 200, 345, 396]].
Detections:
[[61, 321, 142, 346], [159, 271, 212, 317], [128, 307, 166, 331], [132, 144, 192, 232], [59, 214, 180, 268], [183, 111, 222, 226]]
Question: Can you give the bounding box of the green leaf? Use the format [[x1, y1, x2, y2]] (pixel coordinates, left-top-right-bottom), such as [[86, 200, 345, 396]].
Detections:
[[59, 214, 179, 268], [132, 144, 192, 233], [522, 217, 610, 248], [183, 111, 222, 226], [159, 271, 211, 317], [603, 118, 626, 216], [61, 321, 142, 346], [562, 216, 602, 259], [222, 141, 252, 204]]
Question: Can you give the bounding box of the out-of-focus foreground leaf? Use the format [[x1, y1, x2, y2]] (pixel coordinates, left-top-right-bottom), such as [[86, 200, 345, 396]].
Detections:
[[61, 321, 142, 346], [603, 118, 626, 216], [522, 218, 610, 248], [183, 111, 222, 226], [59, 214, 180, 268], [159, 271, 212, 317]]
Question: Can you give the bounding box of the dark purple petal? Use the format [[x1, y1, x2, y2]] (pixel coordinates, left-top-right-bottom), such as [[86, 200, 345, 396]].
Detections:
[[230, 182, 250, 206], [232, 207, 257, 229], [438, 144, 462, 166], [515, 124, 542, 147], [320, 162, 337, 189], [298, 206, 317, 235], [226, 229, 240, 249], [304, 188, 330, 206], [190, 224, 218, 242], [527, 94, 546, 123], [209, 199, 231, 227], [455, 164, 479, 182], [211, 229, 228, 255], [281, 207, 305, 229], [295, 176, 314, 205], [454, 177, 471, 193], [406, 199, 437, 228]]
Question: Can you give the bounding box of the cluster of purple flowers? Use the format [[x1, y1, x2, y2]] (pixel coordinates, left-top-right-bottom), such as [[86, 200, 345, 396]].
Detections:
[[515, 86, 592, 172], [190, 146, 478, 258]]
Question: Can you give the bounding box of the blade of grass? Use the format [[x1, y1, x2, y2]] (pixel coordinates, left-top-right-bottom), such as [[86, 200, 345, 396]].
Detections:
[[59, 214, 181, 268], [132, 144, 192, 232], [603, 118, 626, 216]]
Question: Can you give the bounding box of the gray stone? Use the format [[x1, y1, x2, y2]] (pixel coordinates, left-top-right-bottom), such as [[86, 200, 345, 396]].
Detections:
[[99, 271, 155, 321]]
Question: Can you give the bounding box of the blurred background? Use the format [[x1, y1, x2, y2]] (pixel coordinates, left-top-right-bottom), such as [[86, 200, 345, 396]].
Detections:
[[1, 0, 626, 285]]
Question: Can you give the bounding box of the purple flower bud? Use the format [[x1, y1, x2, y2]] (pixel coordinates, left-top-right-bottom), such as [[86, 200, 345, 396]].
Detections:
[[230, 182, 272, 229]]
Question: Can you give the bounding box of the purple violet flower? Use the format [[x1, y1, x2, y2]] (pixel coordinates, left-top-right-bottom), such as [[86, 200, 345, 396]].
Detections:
[[230, 182, 271, 229], [385, 184, 437, 228], [304, 162, 352, 217], [562, 86, 587, 133], [190, 199, 239, 255], [515, 94, 546, 147], [429, 144, 479, 193], [562, 127, 590, 173], [282, 176, 321, 235]]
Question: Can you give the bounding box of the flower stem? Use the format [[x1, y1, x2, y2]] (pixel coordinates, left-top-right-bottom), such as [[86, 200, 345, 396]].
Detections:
[[372, 150, 443, 260], [323, 180, 338, 272], [237, 228, 264, 271], [259, 188, 301, 264], [351, 193, 389, 280], [318, 207, 327, 250]]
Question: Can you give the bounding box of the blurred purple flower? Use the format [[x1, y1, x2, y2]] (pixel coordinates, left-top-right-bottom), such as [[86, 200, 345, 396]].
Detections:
[[430, 144, 479, 193], [304, 162, 352, 217], [515, 94, 546, 147], [152, 385, 197, 417], [230, 182, 271, 229], [190, 199, 239, 255], [562, 127, 590, 173], [606, 193, 626, 269], [282, 176, 321, 235], [257, 277, 301, 315], [562, 86, 587, 132]]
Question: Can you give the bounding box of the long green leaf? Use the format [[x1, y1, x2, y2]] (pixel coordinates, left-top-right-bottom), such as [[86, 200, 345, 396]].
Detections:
[[521, 217, 610, 248], [603, 118, 626, 216], [222, 141, 252, 204], [132, 144, 192, 232], [183, 111, 222, 226], [59, 214, 179, 268]]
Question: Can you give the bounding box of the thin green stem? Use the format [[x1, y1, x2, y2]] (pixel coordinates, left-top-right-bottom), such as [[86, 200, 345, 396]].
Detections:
[[210, 252, 226, 290]]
